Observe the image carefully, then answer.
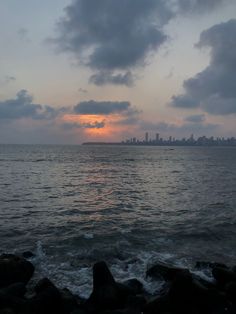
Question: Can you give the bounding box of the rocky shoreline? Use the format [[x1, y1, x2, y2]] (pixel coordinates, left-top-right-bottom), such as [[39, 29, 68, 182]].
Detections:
[[0, 253, 236, 314]]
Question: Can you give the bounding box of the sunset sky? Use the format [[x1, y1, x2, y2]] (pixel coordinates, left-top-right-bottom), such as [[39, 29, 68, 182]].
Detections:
[[0, 0, 236, 144]]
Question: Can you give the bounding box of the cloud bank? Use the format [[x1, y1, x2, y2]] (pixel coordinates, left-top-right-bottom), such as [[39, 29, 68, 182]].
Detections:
[[74, 100, 132, 115], [171, 19, 236, 115], [0, 90, 66, 121], [52, 0, 226, 86]]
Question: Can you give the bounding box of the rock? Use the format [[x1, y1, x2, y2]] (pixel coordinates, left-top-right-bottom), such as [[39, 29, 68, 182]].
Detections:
[[29, 278, 63, 314], [212, 267, 236, 286], [122, 279, 143, 295], [225, 281, 236, 304], [105, 296, 146, 313], [70, 309, 87, 314], [85, 261, 133, 313], [60, 288, 80, 313], [143, 295, 171, 314], [34, 277, 55, 294], [168, 270, 234, 314], [93, 261, 115, 288], [1, 282, 26, 298], [168, 270, 193, 302], [195, 261, 228, 270], [232, 265, 236, 273], [0, 308, 15, 314], [0, 291, 26, 312], [22, 251, 35, 259], [146, 262, 187, 281], [126, 295, 146, 311], [0, 254, 34, 288]]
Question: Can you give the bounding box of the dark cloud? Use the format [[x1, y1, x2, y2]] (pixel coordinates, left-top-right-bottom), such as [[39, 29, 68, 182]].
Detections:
[[0, 90, 64, 120], [53, 0, 172, 85], [78, 88, 88, 93], [74, 100, 131, 115], [177, 0, 226, 13], [89, 71, 134, 87], [171, 19, 236, 115], [185, 114, 205, 123], [62, 120, 105, 129], [52, 0, 226, 86]]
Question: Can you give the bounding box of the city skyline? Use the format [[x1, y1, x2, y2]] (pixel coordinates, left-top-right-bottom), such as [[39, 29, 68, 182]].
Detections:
[[0, 1, 236, 144], [123, 132, 236, 146]]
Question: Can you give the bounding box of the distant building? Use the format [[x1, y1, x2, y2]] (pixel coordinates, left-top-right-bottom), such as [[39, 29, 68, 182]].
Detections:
[[145, 132, 149, 142], [156, 133, 159, 142]]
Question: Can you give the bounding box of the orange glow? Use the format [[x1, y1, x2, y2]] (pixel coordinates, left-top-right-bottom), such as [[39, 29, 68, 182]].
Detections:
[[62, 113, 134, 140]]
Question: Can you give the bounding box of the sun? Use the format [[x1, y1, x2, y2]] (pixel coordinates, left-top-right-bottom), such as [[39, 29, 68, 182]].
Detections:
[[62, 113, 135, 140]]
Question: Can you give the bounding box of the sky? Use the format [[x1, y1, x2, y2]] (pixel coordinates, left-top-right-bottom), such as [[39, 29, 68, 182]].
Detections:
[[0, 0, 236, 144]]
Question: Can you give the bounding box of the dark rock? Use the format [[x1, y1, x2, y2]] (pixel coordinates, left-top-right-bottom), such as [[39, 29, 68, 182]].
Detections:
[[212, 267, 236, 286], [232, 265, 236, 273], [126, 295, 146, 310], [0, 291, 26, 312], [0, 254, 34, 288], [29, 278, 63, 314], [122, 279, 143, 295], [168, 269, 193, 301], [104, 296, 146, 314], [22, 251, 35, 259], [60, 288, 80, 313], [34, 277, 55, 294], [144, 295, 171, 314], [1, 282, 26, 298], [146, 262, 187, 281], [192, 273, 217, 290], [105, 296, 146, 313], [225, 281, 236, 304], [93, 261, 115, 288], [70, 309, 87, 314], [85, 261, 133, 313], [168, 270, 234, 314], [0, 308, 15, 314]]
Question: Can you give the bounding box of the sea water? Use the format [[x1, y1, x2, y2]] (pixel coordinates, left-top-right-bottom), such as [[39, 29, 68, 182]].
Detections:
[[0, 144, 236, 296]]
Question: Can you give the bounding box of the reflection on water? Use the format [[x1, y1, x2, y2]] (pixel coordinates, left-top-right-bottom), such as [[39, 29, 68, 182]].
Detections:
[[0, 145, 236, 266]]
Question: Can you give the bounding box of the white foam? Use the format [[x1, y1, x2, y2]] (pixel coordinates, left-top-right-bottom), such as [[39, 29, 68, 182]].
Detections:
[[30, 244, 184, 298]]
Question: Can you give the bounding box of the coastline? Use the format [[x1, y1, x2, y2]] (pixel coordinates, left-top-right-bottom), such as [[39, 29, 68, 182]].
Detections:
[[1, 253, 236, 314]]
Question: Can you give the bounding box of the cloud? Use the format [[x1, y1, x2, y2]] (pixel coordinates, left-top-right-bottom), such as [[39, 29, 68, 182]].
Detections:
[[74, 100, 131, 115], [176, 0, 226, 13], [62, 120, 105, 129], [52, 0, 173, 85], [0, 76, 16, 86], [89, 71, 134, 87], [184, 114, 205, 123], [140, 119, 219, 136], [17, 28, 31, 42], [171, 19, 236, 115], [78, 88, 88, 93], [52, 0, 226, 86], [0, 90, 64, 121]]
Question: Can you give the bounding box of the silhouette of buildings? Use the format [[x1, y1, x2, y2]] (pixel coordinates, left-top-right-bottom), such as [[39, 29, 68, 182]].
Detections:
[[83, 132, 236, 146], [122, 133, 236, 146]]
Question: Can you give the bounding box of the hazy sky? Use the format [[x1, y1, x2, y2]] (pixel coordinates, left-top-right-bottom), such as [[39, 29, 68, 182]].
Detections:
[[0, 0, 236, 144]]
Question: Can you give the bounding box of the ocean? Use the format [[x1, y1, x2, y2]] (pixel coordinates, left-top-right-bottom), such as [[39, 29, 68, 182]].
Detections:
[[0, 144, 236, 296]]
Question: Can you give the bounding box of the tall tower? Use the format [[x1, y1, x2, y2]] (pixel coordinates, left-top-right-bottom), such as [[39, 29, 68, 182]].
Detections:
[[156, 133, 159, 142], [145, 132, 149, 142]]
